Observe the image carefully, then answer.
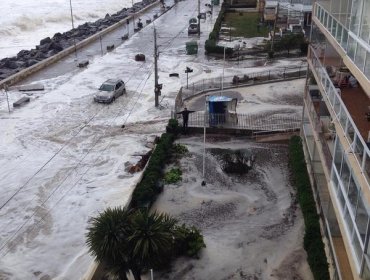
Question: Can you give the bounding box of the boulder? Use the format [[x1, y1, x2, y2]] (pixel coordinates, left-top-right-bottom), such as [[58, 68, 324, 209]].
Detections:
[[40, 37, 52, 45], [50, 41, 63, 52], [26, 59, 39, 67]]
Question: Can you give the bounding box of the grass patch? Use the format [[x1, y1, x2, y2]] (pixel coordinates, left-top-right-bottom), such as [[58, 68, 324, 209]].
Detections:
[[223, 12, 268, 38]]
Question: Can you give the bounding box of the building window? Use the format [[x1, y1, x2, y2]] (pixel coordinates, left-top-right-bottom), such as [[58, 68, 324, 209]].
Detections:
[[348, 36, 357, 60], [355, 194, 369, 243], [350, 0, 363, 36], [347, 174, 359, 213], [365, 52, 370, 78], [336, 23, 343, 42], [341, 28, 349, 50], [360, 0, 370, 43], [334, 141, 344, 175], [361, 257, 370, 279], [355, 43, 366, 71]]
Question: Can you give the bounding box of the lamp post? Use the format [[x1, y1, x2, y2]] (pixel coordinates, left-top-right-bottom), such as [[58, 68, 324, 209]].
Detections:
[[185, 67, 193, 89], [221, 46, 225, 96], [69, 0, 78, 60], [201, 95, 208, 186]]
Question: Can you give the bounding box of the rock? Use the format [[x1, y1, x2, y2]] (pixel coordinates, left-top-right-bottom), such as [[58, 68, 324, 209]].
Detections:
[[40, 37, 52, 45], [17, 50, 31, 59], [26, 59, 39, 67], [49, 41, 63, 52], [4, 60, 20, 69]]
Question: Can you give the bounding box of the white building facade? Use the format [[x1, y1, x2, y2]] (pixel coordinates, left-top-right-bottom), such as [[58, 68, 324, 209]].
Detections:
[[302, 0, 370, 279]]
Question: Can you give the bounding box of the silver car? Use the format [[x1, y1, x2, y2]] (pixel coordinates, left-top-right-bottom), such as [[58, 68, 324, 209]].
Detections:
[[94, 79, 126, 103]]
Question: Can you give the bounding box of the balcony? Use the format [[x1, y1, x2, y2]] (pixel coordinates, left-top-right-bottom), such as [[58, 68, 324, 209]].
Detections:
[[308, 46, 370, 190]]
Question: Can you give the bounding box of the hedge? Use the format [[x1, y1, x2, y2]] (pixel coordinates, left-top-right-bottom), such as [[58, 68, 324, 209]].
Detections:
[[130, 130, 175, 208], [288, 136, 329, 280], [205, 4, 234, 55]]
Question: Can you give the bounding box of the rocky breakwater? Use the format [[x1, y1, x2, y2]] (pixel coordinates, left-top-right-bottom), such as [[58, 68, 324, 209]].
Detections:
[[0, 0, 156, 82]]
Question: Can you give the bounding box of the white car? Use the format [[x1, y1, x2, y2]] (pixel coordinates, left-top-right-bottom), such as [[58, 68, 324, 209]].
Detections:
[[94, 79, 126, 103]]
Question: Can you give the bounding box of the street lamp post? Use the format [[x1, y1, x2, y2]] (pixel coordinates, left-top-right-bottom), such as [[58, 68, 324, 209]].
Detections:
[[201, 95, 208, 186], [221, 46, 225, 96], [185, 67, 193, 89]]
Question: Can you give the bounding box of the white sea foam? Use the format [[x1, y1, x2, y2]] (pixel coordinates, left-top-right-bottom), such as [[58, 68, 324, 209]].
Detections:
[[0, 0, 137, 59]]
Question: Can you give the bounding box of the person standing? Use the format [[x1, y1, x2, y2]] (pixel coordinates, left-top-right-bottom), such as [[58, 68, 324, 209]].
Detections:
[[176, 107, 195, 132]]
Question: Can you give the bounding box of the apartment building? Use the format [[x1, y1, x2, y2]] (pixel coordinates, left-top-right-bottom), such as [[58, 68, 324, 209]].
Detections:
[[301, 0, 370, 279]]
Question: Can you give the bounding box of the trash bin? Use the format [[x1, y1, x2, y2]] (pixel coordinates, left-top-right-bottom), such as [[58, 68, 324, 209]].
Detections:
[[186, 41, 198, 55]]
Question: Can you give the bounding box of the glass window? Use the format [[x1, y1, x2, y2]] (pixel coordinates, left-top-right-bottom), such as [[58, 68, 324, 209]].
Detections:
[[334, 142, 344, 173], [350, 0, 363, 35], [341, 28, 349, 50], [355, 44, 366, 71], [362, 257, 370, 278], [348, 36, 357, 60], [355, 194, 369, 243], [360, 0, 370, 43], [365, 52, 370, 78], [345, 206, 355, 235], [340, 157, 351, 190], [337, 185, 346, 210], [354, 134, 365, 163], [347, 174, 359, 213], [346, 121, 355, 143], [336, 23, 343, 42], [353, 232, 363, 262]]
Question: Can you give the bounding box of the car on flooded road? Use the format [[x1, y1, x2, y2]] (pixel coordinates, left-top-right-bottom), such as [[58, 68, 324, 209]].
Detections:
[[94, 79, 126, 103]]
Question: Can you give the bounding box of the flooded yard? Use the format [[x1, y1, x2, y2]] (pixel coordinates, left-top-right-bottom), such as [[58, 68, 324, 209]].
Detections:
[[152, 135, 313, 280]]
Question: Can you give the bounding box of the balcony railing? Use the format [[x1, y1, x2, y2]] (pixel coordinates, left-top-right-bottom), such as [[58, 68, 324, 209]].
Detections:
[[309, 47, 370, 187]]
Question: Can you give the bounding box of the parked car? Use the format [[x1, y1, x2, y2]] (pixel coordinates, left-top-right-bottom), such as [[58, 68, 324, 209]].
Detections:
[[94, 79, 126, 103], [188, 23, 199, 35]]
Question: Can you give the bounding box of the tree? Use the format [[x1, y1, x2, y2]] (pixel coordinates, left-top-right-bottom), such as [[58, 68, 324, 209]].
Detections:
[[86, 207, 132, 280], [128, 210, 177, 279]]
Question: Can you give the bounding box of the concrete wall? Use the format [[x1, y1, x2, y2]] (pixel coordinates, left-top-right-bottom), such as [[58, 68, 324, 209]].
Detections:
[[0, 0, 160, 89]]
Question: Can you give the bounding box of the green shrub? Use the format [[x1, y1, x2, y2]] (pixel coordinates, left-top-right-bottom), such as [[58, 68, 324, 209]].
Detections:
[[164, 168, 182, 184], [130, 130, 175, 208], [289, 136, 329, 280], [205, 39, 233, 55], [173, 143, 188, 155], [174, 224, 206, 258], [166, 118, 180, 134]]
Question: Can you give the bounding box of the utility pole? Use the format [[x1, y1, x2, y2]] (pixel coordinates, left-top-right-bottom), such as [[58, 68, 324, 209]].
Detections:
[[198, 0, 201, 36], [270, 2, 279, 53], [154, 27, 159, 107], [4, 86, 10, 113], [69, 0, 78, 60]]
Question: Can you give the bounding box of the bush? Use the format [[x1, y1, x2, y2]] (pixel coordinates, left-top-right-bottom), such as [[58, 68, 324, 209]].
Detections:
[[205, 39, 233, 55], [174, 224, 206, 258], [166, 118, 180, 134], [289, 136, 329, 280], [164, 168, 182, 184], [173, 143, 188, 155], [130, 129, 175, 208]]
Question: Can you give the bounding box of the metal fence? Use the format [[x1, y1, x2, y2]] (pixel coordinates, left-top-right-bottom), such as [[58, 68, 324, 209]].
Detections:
[[181, 112, 301, 132], [180, 65, 307, 102]]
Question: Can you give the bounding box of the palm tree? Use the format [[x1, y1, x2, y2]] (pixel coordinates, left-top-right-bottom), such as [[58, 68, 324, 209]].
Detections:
[[86, 207, 132, 280], [128, 210, 177, 280]]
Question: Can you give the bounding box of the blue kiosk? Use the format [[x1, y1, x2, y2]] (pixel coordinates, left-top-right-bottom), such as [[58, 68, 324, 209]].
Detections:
[[207, 96, 238, 126]]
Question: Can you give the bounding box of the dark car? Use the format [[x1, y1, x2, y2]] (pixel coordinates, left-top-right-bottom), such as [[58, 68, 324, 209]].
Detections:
[[94, 79, 126, 103], [188, 23, 199, 35]]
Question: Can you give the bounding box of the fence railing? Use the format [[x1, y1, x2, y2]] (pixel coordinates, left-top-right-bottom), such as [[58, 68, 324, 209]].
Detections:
[[181, 65, 307, 100], [181, 112, 301, 132]]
